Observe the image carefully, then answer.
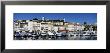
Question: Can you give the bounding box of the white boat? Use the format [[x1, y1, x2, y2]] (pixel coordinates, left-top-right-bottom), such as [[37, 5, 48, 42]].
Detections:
[[48, 32, 54, 36], [56, 32, 62, 37]]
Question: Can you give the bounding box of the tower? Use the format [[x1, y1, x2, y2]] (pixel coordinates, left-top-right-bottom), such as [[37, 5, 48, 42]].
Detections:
[[42, 17, 45, 20], [63, 18, 65, 22]]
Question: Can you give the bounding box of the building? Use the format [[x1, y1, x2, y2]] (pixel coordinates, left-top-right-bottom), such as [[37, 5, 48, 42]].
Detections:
[[13, 17, 85, 33]]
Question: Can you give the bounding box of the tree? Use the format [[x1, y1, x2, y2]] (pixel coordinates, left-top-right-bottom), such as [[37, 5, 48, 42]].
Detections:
[[83, 22, 88, 31], [92, 25, 97, 31], [33, 18, 38, 20], [84, 22, 87, 25]]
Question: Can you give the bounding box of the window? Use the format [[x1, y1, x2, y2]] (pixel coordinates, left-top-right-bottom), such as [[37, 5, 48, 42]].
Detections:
[[41, 27, 44, 30]]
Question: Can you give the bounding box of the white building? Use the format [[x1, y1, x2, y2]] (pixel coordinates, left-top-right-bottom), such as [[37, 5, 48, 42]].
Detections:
[[28, 21, 34, 32], [14, 17, 85, 33]]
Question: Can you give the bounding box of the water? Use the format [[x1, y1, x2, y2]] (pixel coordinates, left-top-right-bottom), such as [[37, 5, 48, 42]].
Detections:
[[14, 35, 97, 40]]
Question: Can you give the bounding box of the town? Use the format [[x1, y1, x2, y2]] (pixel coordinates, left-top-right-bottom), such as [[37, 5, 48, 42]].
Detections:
[[13, 17, 97, 40]]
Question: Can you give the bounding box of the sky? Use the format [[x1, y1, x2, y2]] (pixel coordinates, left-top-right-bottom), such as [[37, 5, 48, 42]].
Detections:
[[14, 13, 97, 24]]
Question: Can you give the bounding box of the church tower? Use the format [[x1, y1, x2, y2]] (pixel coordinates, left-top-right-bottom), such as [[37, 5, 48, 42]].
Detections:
[[42, 17, 45, 20], [63, 18, 65, 22]]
